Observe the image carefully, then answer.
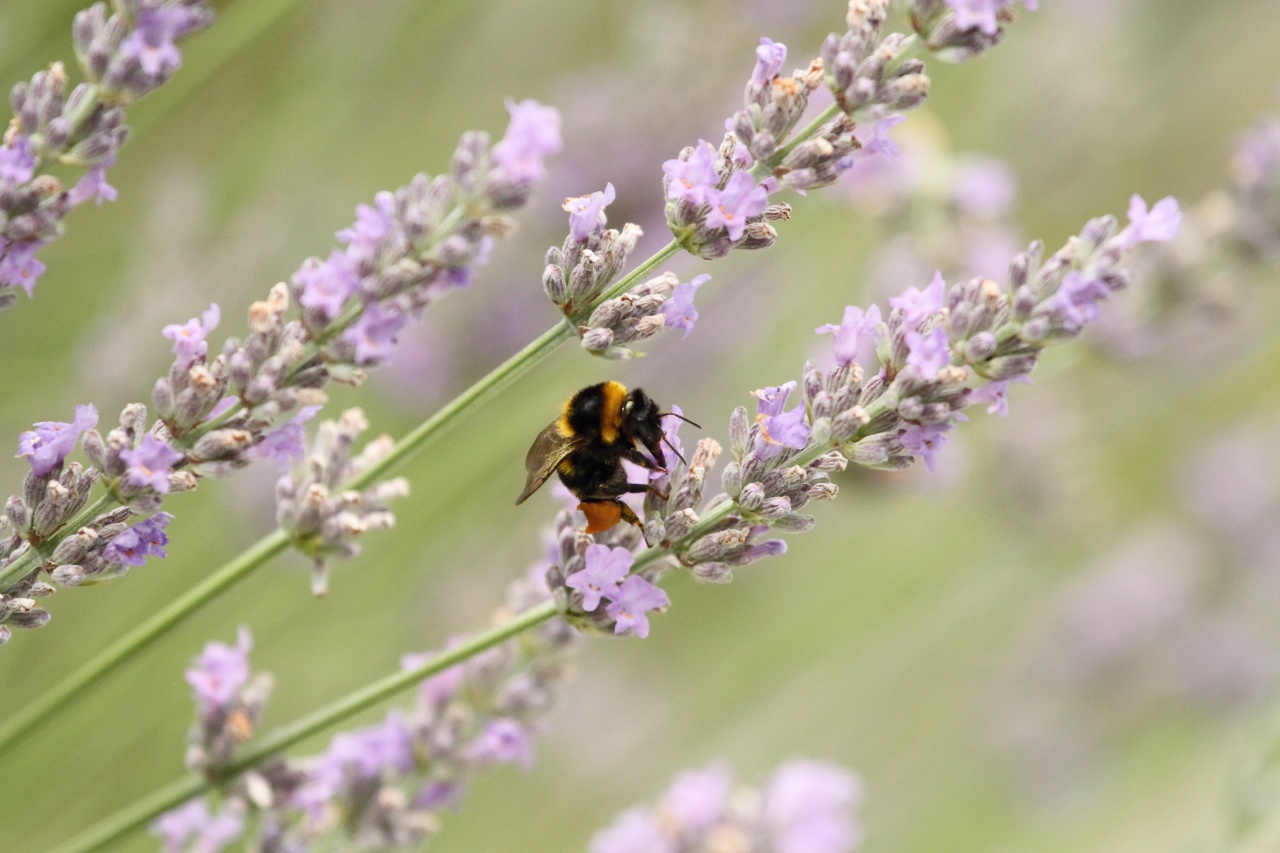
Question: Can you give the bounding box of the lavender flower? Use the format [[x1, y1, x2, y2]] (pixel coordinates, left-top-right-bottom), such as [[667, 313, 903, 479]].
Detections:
[[659, 273, 710, 337], [273, 409, 409, 596], [102, 511, 173, 567], [565, 543, 632, 611], [15, 404, 98, 478], [0, 102, 558, 640], [0, 3, 216, 308], [816, 304, 881, 366], [590, 760, 864, 853], [605, 575, 669, 639], [158, 566, 577, 849], [564, 183, 617, 243]]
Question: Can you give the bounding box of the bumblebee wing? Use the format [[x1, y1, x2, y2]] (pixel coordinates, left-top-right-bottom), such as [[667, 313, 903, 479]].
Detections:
[[515, 423, 581, 505]]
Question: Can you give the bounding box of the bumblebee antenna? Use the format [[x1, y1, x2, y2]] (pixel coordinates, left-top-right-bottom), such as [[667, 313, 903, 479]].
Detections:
[[661, 435, 689, 467], [659, 411, 702, 430]]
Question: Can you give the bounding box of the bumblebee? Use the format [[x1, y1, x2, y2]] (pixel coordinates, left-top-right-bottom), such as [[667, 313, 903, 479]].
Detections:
[[516, 381, 697, 534]]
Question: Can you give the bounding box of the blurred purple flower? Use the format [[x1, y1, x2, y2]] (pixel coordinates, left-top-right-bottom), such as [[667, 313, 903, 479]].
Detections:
[[753, 381, 810, 456], [1042, 270, 1110, 332], [16, 403, 98, 477], [120, 434, 184, 494], [247, 405, 321, 472], [564, 183, 617, 243], [606, 575, 669, 638], [590, 808, 675, 853], [566, 543, 632, 611], [659, 763, 732, 830], [121, 7, 199, 76], [660, 274, 710, 337], [464, 718, 534, 770], [185, 627, 252, 709], [945, 0, 1037, 37], [342, 301, 409, 366], [968, 376, 1029, 416], [491, 98, 563, 183], [1118, 194, 1182, 248], [0, 135, 35, 187], [763, 760, 864, 853], [151, 798, 243, 853], [103, 512, 174, 567], [0, 240, 47, 296], [888, 271, 945, 328], [295, 251, 359, 320], [816, 304, 882, 367], [321, 714, 415, 779], [952, 156, 1016, 218], [68, 162, 119, 207]]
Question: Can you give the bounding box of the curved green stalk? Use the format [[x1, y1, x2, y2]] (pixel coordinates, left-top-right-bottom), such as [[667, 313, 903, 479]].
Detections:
[[49, 600, 558, 853]]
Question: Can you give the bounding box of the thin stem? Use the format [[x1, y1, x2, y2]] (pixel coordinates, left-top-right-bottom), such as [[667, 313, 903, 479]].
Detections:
[[50, 600, 559, 853], [0, 493, 115, 591], [0, 529, 290, 753]]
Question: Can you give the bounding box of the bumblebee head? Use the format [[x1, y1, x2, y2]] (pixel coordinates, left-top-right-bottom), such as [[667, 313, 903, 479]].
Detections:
[[621, 387, 667, 469]]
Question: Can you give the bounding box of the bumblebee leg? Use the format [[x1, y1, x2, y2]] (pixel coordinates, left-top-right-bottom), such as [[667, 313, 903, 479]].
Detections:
[[621, 446, 664, 472]]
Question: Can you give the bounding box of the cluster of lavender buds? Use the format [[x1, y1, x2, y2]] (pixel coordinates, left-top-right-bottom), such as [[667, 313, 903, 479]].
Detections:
[[908, 0, 1037, 62], [543, 185, 715, 358], [1, 1, 215, 308], [153, 567, 577, 851], [544, 198, 1179, 638], [0, 100, 563, 641], [589, 760, 864, 853], [274, 408, 408, 596]]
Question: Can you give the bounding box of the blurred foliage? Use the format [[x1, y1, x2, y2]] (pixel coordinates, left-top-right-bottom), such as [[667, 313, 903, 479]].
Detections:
[[2, 0, 1280, 850]]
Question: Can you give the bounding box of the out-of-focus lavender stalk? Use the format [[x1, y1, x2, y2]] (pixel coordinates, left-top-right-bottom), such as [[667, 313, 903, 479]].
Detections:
[[589, 760, 864, 853], [0, 98, 562, 641], [0, 0, 216, 309]]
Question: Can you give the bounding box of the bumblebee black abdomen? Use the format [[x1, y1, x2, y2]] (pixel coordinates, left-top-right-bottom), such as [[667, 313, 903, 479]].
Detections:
[[557, 442, 628, 498]]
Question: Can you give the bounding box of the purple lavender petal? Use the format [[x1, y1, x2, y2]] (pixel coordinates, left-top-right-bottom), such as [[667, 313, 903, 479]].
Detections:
[[185, 627, 252, 708], [161, 303, 221, 369], [103, 512, 174, 567], [565, 543, 633, 612], [704, 171, 768, 241], [752, 37, 788, 87], [889, 271, 946, 328], [660, 274, 710, 337], [294, 250, 359, 320], [564, 182, 617, 243], [342, 301, 409, 366], [491, 98, 563, 183], [816, 304, 882, 367], [663, 141, 720, 204], [904, 326, 952, 378], [120, 434, 184, 494], [16, 403, 98, 477], [151, 798, 244, 853], [0, 240, 48, 296], [606, 575, 669, 638]]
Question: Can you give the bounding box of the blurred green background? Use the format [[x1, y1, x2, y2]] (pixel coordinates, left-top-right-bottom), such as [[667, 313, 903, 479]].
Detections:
[[3, 0, 1280, 850]]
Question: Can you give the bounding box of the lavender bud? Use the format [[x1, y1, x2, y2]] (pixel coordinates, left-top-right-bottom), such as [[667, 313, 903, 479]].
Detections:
[[737, 482, 765, 512], [721, 460, 743, 497], [964, 331, 997, 362], [691, 562, 733, 583], [772, 514, 816, 532], [50, 564, 86, 587], [664, 508, 699, 542], [728, 406, 751, 457], [758, 496, 792, 520]]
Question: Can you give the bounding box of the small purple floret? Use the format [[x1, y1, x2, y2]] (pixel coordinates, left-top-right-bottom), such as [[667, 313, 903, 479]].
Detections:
[[465, 717, 534, 770], [606, 575, 668, 638], [295, 251, 359, 320], [816, 304, 882, 367], [705, 171, 768, 241], [16, 403, 98, 477], [663, 141, 720, 205], [0, 136, 36, 187], [900, 421, 959, 473], [566, 543, 633, 612], [69, 161, 119, 207], [753, 382, 810, 457], [162, 303, 220, 369], [661, 274, 710, 337], [590, 808, 674, 853], [151, 798, 243, 853], [0, 240, 48, 296], [659, 763, 733, 830], [1119, 194, 1182, 248], [103, 511, 174, 567], [1043, 270, 1110, 332], [564, 183, 617, 243], [764, 760, 864, 853], [121, 7, 196, 76], [968, 376, 1030, 416], [752, 37, 788, 88], [247, 405, 321, 472], [120, 434, 184, 494], [342, 301, 408, 366], [185, 626, 251, 708], [945, 0, 1036, 37], [889, 271, 946, 328], [904, 326, 952, 378]]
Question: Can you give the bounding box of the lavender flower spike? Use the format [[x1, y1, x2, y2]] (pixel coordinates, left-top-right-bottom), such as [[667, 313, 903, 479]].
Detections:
[[16, 404, 98, 477]]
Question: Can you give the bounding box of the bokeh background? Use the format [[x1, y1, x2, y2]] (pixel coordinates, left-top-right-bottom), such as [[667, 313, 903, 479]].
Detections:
[[3, 0, 1280, 850]]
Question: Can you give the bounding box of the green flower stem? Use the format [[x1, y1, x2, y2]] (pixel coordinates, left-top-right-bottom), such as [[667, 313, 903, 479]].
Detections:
[[50, 600, 559, 853], [0, 529, 290, 754]]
